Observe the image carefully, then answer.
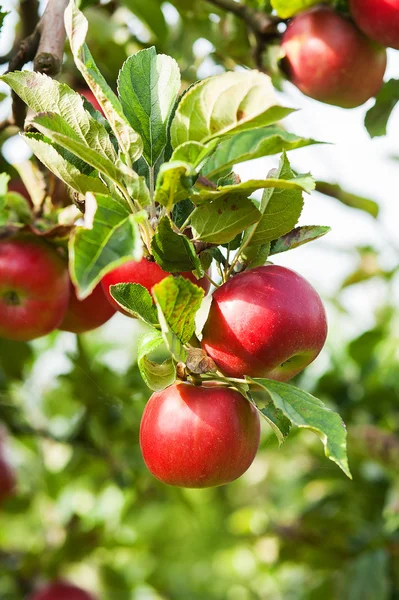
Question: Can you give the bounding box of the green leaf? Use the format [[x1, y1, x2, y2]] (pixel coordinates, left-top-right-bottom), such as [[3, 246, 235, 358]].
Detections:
[[65, 0, 143, 162], [171, 141, 209, 165], [190, 194, 261, 244], [240, 242, 271, 269], [151, 216, 202, 274], [316, 181, 379, 218], [31, 113, 131, 189], [248, 377, 351, 478], [154, 160, 195, 209], [23, 133, 109, 195], [3, 192, 32, 225], [0, 10, 9, 34], [271, 0, 322, 18], [170, 70, 294, 147], [244, 153, 307, 246], [203, 126, 321, 178], [171, 197, 195, 229], [117, 47, 181, 165], [269, 225, 331, 255], [193, 171, 314, 204], [1, 71, 117, 163], [69, 193, 143, 298], [137, 330, 176, 392], [257, 400, 291, 446], [120, 0, 167, 41], [365, 79, 399, 138], [153, 275, 203, 345], [109, 283, 159, 325]]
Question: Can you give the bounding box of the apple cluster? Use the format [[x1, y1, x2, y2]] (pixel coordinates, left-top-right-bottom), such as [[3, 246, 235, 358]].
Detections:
[[0, 232, 327, 488], [281, 1, 399, 108]]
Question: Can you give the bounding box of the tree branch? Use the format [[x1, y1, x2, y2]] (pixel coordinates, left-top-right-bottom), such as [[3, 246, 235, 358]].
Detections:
[[205, 0, 283, 70], [5, 0, 68, 128], [206, 0, 280, 35], [34, 0, 69, 76]]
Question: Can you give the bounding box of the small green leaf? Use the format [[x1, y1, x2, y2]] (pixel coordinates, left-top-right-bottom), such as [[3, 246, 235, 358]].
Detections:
[[171, 198, 195, 229], [316, 181, 379, 218], [248, 377, 351, 478], [69, 193, 143, 298], [153, 275, 203, 345], [65, 0, 143, 162], [154, 161, 195, 209], [109, 283, 159, 325], [137, 330, 176, 392], [365, 79, 399, 138], [190, 194, 261, 244], [118, 47, 181, 165], [269, 225, 331, 255], [193, 171, 314, 203], [255, 398, 291, 446], [271, 0, 322, 18], [244, 153, 307, 247], [171, 70, 294, 147], [240, 242, 271, 269], [23, 133, 108, 195], [203, 126, 321, 178], [171, 141, 209, 165], [151, 216, 202, 274], [0, 10, 9, 34]]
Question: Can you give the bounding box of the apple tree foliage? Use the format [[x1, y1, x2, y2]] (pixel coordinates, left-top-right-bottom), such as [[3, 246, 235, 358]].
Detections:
[[0, 0, 397, 598]]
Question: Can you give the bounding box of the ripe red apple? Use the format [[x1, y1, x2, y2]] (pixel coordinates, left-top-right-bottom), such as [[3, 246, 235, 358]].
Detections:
[[281, 6, 387, 108], [30, 581, 95, 600], [140, 382, 260, 488], [59, 282, 116, 333], [201, 265, 327, 382], [350, 0, 399, 50], [0, 236, 70, 341], [0, 432, 16, 505], [101, 258, 211, 314]]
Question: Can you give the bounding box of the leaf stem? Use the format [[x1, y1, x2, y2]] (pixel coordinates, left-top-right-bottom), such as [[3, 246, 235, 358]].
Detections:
[[225, 225, 256, 279], [149, 165, 156, 221], [203, 272, 219, 289]]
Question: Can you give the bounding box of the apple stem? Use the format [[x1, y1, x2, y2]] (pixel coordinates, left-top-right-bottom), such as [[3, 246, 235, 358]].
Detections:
[[203, 272, 219, 288]]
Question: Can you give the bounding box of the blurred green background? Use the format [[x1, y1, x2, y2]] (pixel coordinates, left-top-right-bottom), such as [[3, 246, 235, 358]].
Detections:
[[0, 0, 398, 598]]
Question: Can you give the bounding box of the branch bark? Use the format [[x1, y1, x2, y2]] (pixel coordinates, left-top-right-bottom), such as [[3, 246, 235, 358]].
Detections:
[[206, 0, 280, 35], [34, 0, 69, 76], [205, 0, 283, 71], [5, 0, 68, 128]]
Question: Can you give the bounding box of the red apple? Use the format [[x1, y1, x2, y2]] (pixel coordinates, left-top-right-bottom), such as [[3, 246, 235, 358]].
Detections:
[[0, 432, 16, 505], [59, 282, 116, 333], [201, 265, 327, 382], [140, 382, 260, 488], [80, 89, 104, 114], [350, 0, 399, 50], [0, 236, 70, 341], [281, 6, 387, 108], [101, 258, 211, 314], [30, 581, 95, 600]]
